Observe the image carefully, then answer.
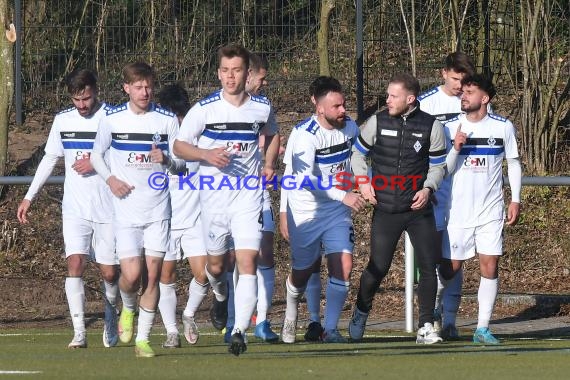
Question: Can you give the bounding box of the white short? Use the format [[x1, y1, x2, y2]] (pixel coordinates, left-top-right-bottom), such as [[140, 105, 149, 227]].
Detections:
[[62, 215, 117, 265], [114, 219, 170, 259], [164, 223, 206, 262], [262, 190, 275, 233], [444, 219, 504, 260], [202, 205, 262, 255], [287, 210, 354, 271]]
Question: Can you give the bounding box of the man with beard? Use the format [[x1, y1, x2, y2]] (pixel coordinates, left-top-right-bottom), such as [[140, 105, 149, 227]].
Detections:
[[438, 74, 521, 344], [174, 44, 280, 356], [91, 62, 179, 357], [348, 73, 446, 344], [280, 76, 364, 344]]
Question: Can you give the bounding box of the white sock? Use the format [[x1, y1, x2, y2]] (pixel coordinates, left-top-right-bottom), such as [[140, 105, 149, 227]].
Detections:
[[183, 278, 209, 318], [323, 277, 349, 332], [119, 288, 137, 312], [285, 277, 305, 322], [226, 271, 235, 328], [443, 268, 463, 327], [233, 274, 257, 333], [205, 265, 227, 302], [65, 277, 85, 334], [477, 276, 498, 329], [256, 265, 275, 323], [103, 280, 118, 307], [158, 282, 178, 334], [305, 272, 321, 323], [135, 307, 156, 343]]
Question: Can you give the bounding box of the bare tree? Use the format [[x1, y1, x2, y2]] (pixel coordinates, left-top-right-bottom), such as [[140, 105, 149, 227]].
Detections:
[[317, 0, 335, 76], [0, 0, 15, 178]]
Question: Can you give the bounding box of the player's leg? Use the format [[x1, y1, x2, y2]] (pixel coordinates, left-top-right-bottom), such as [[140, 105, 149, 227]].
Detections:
[[224, 247, 236, 343], [303, 255, 323, 342], [349, 210, 403, 341], [158, 257, 180, 348], [407, 208, 442, 344], [62, 215, 91, 348], [321, 219, 354, 343], [181, 225, 208, 345], [134, 220, 168, 357], [473, 220, 503, 345], [93, 221, 120, 348]]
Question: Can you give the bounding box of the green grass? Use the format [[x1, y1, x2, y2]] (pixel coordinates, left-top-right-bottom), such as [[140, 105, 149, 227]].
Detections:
[[1, 328, 569, 379]]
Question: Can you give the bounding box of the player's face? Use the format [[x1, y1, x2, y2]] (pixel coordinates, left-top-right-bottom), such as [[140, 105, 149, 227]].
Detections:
[[442, 69, 465, 96], [386, 82, 415, 117], [71, 86, 98, 117], [124, 79, 153, 114], [316, 91, 346, 129], [246, 68, 268, 95], [461, 84, 488, 113], [218, 56, 248, 96]]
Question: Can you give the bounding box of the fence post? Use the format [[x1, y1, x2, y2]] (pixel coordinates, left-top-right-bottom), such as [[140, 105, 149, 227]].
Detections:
[[404, 232, 414, 333]]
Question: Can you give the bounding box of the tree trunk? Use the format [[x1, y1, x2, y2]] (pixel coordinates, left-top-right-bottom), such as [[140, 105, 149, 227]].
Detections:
[[317, 0, 335, 76], [0, 0, 15, 178]]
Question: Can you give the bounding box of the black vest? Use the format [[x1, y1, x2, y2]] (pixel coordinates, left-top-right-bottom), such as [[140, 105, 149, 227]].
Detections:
[[371, 107, 435, 213]]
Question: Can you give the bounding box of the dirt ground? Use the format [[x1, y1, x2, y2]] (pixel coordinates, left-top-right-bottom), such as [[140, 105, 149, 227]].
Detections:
[[1, 111, 569, 330]]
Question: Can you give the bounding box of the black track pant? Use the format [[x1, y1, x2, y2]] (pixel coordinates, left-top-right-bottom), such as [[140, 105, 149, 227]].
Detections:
[[355, 207, 441, 327]]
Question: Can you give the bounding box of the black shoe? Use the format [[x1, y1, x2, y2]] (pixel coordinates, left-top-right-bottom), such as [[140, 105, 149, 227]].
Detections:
[[210, 297, 228, 331], [228, 330, 247, 356], [304, 321, 324, 342]]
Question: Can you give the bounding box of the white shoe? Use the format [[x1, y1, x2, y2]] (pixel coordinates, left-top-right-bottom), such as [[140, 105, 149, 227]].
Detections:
[[162, 332, 181, 348], [348, 307, 369, 341], [68, 332, 87, 348], [102, 300, 118, 348], [416, 322, 443, 344], [183, 315, 199, 345], [281, 318, 297, 344], [322, 329, 347, 343]]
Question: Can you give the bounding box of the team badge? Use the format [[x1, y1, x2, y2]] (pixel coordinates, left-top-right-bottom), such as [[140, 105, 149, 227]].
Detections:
[[152, 131, 162, 144], [487, 136, 496, 146], [413, 140, 422, 153], [251, 121, 260, 134], [346, 138, 352, 150]]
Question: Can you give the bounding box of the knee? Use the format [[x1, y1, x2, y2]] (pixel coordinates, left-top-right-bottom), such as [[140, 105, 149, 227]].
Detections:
[[66, 255, 85, 276]]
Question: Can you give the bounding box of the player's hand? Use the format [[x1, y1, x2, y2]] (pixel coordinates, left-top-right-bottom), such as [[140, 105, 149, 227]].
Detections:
[[72, 157, 95, 175], [506, 202, 521, 226], [107, 175, 135, 198], [203, 147, 231, 169], [411, 188, 431, 210], [149, 144, 165, 164], [261, 163, 275, 182], [453, 123, 467, 151], [342, 192, 366, 212], [17, 199, 31, 224], [279, 212, 289, 242], [359, 182, 377, 205]]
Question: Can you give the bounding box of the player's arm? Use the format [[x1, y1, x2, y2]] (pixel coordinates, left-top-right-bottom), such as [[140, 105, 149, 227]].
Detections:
[[412, 120, 446, 210], [17, 153, 59, 224], [351, 115, 377, 204], [91, 118, 134, 198], [505, 121, 522, 226], [173, 104, 230, 168], [445, 123, 467, 176], [279, 162, 292, 241]]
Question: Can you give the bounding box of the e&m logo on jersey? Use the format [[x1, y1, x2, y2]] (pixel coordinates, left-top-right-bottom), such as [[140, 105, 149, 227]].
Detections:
[[127, 151, 153, 168], [330, 161, 348, 174], [75, 151, 90, 160], [463, 156, 487, 172], [225, 141, 252, 156]]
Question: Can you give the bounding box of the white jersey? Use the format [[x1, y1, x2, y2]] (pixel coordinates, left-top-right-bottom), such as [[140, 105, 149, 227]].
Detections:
[[285, 115, 359, 222], [169, 159, 200, 229], [38, 103, 113, 222], [176, 90, 277, 210], [444, 113, 519, 228], [93, 102, 179, 224]]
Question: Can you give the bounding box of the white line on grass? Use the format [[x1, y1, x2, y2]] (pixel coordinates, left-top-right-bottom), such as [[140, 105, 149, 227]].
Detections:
[[0, 371, 42, 374]]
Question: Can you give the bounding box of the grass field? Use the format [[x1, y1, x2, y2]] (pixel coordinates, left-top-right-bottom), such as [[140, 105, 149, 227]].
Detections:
[[1, 328, 569, 379]]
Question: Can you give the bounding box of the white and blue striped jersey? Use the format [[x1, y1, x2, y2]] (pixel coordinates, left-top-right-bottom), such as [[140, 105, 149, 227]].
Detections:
[[418, 86, 462, 122], [176, 89, 277, 209], [444, 113, 519, 228], [169, 159, 200, 229], [37, 103, 113, 222], [285, 115, 359, 221], [93, 102, 179, 224]]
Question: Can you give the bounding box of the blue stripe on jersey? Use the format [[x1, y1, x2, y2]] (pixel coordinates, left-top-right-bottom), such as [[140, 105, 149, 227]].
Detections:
[[111, 141, 169, 151], [202, 130, 257, 141], [315, 150, 350, 164], [459, 146, 505, 155], [354, 140, 369, 155], [429, 156, 446, 165], [62, 141, 94, 150]]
